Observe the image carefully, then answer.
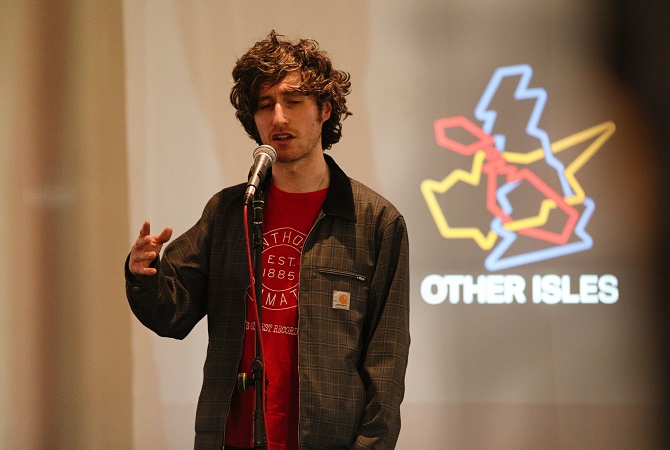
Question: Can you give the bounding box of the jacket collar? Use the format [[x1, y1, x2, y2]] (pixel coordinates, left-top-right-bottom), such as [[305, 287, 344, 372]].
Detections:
[[262, 153, 356, 222], [322, 153, 356, 222]]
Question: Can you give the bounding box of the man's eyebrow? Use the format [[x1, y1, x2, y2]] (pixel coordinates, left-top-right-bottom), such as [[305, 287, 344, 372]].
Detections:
[[284, 91, 309, 99], [257, 91, 308, 101]]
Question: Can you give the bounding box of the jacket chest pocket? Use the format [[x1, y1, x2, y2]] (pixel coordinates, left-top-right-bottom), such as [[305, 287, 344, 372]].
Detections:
[[309, 266, 370, 356], [315, 266, 369, 314], [316, 267, 367, 282]]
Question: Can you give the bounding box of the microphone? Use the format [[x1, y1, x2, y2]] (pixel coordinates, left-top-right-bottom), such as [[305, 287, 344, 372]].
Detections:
[[244, 145, 277, 205]]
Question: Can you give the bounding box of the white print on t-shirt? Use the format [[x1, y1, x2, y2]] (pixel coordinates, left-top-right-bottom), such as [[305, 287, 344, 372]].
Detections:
[[256, 226, 305, 311], [245, 320, 298, 336]]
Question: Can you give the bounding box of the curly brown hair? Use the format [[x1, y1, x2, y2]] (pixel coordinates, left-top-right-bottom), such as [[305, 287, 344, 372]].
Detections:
[[230, 31, 352, 150]]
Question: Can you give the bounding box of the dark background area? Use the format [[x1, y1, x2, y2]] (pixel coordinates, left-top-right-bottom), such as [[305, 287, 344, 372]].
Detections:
[[607, 0, 670, 445]]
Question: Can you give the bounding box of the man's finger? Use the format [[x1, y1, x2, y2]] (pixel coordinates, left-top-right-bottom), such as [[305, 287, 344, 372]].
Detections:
[[132, 234, 151, 251], [133, 251, 156, 263], [129, 264, 158, 277], [157, 227, 173, 244], [139, 220, 151, 237]]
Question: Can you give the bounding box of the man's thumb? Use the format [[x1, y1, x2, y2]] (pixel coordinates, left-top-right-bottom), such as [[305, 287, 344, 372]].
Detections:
[[157, 227, 173, 244]]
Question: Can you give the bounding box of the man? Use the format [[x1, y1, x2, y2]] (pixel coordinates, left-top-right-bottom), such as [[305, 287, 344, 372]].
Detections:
[[126, 31, 410, 450]]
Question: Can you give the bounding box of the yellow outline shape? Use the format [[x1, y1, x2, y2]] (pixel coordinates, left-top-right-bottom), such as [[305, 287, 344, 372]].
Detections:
[[499, 121, 615, 230], [503, 198, 556, 231], [420, 150, 499, 250], [559, 121, 616, 203]]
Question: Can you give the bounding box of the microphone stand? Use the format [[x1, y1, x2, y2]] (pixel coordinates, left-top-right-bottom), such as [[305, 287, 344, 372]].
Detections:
[[251, 193, 267, 449]]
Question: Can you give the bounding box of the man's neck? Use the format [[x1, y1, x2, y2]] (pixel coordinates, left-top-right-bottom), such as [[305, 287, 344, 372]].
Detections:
[[271, 153, 330, 193]]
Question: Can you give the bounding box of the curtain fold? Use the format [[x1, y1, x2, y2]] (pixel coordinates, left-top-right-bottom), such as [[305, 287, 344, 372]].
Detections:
[[0, 1, 131, 448]]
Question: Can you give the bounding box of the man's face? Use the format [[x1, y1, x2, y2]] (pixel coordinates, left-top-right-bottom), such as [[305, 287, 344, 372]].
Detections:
[[254, 71, 332, 165]]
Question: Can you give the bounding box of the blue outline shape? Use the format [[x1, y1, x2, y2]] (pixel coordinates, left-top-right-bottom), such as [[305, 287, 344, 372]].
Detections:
[[469, 64, 599, 271], [496, 180, 520, 216], [474, 64, 574, 198]]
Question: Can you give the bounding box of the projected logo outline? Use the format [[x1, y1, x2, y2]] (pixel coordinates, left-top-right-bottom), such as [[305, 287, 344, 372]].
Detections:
[[421, 64, 615, 271]]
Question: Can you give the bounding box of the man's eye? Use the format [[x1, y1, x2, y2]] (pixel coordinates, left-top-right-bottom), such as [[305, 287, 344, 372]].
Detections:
[[258, 103, 272, 110]]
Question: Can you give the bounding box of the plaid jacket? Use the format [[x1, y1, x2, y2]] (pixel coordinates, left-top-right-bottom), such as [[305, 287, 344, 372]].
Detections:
[[126, 155, 410, 449]]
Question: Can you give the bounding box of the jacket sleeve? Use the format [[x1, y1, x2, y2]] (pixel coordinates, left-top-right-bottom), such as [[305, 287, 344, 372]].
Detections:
[[354, 214, 411, 449], [125, 195, 217, 339]]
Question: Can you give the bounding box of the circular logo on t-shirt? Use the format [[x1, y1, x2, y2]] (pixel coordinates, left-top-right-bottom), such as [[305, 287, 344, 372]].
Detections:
[[255, 226, 305, 311]]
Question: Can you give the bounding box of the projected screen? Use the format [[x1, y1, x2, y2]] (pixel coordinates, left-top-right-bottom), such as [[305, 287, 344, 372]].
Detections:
[[420, 64, 619, 304], [123, 1, 664, 448]]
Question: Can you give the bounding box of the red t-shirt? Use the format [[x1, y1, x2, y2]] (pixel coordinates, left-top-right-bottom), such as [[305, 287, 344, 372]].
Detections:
[[225, 183, 327, 450]]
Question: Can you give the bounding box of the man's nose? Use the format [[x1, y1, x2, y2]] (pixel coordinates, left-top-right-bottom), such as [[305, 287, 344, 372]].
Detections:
[[272, 103, 287, 126]]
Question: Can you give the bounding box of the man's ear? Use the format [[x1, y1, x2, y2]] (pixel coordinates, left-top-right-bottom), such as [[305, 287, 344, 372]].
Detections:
[[321, 101, 332, 123]]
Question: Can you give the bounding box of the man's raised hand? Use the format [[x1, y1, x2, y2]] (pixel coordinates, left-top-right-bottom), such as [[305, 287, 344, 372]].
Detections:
[[128, 220, 173, 277]]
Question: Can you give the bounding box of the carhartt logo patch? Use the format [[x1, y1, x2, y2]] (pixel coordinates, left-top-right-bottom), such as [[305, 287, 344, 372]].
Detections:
[[332, 291, 350, 310]]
